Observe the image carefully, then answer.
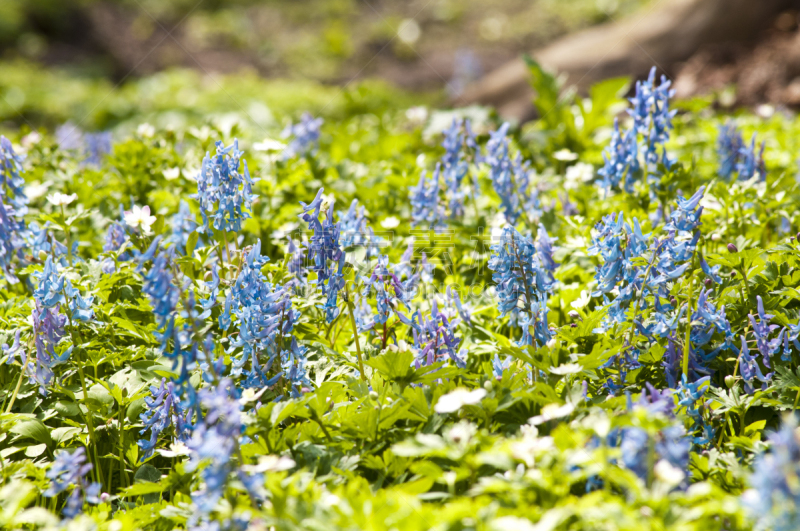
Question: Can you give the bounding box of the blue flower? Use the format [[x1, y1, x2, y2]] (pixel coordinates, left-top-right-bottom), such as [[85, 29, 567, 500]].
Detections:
[[286, 236, 308, 290], [282, 338, 313, 397], [28, 302, 70, 395], [676, 375, 713, 446], [0, 200, 26, 284], [299, 188, 345, 323], [409, 298, 465, 368], [664, 186, 704, 234], [410, 164, 445, 228], [138, 378, 194, 460], [748, 296, 783, 372], [186, 379, 259, 519], [84, 131, 112, 167], [745, 415, 800, 531], [489, 227, 555, 348], [282, 113, 323, 159], [628, 67, 676, 167], [739, 335, 771, 393], [440, 118, 476, 218], [598, 119, 641, 193], [194, 139, 256, 234], [363, 255, 414, 326], [339, 199, 373, 250], [737, 134, 767, 181], [168, 200, 199, 252], [0, 136, 28, 213], [717, 123, 744, 179], [225, 240, 297, 389], [44, 447, 101, 519]]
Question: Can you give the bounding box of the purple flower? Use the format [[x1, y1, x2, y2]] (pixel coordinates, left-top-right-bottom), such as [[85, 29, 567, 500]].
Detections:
[[409, 298, 465, 368]]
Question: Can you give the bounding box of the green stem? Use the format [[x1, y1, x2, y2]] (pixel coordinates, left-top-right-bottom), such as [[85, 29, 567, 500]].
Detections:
[[683, 271, 694, 379], [5, 368, 25, 413], [77, 365, 103, 488], [345, 283, 366, 382]]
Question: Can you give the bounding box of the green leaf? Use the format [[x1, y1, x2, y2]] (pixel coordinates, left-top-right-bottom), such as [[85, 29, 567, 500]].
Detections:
[[10, 419, 52, 447]]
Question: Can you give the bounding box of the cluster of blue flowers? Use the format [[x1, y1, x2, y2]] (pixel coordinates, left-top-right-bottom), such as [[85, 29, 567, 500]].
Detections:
[[194, 140, 256, 234], [300, 188, 345, 323], [282, 113, 323, 159], [0, 136, 29, 283], [44, 447, 101, 519], [138, 378, 194, 460], [223, 240, 308, 394], [137, 239, 208, 398], [716, 123, 766, 181], [483, 123, 541, 227], [55, 123, 113, 166], [186, 379, 261, 525], [409, 298, 465, 368], [745, 415, 800, 531], [599, 67, 675, 195], [410, 164, 445, 229], [440, 119, 477, 218], [489, 226, 557, 350]]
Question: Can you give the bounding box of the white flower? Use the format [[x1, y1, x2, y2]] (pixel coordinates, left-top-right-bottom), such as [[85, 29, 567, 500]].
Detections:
[[570, 289, 592, 310], [156, 442, 190, 458], [565, 162, 595, 189], [553, 149, 579, 162], [137, 123, 155, 138], [163, 167, 180, 180], [253, 138, 286, 152], [549, 363, 582, 376], [654, 459, 685, 486], [381, 216, 400, 229], [124, 205, 157, 234], [435, 388, 487, 413], [25, 182, 49, 200], [405, 106, 428, 126], [242, 455, 296, 474], [46, 192, 78, 206], [528, 403, 575, 425]]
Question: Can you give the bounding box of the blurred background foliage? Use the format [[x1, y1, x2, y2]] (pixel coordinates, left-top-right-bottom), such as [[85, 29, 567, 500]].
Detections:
[[0, 0, 651, 131]]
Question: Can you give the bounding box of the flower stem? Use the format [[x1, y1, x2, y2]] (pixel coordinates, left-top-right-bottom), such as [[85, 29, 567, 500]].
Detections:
[[683, 271, 694, 379], [344, 282, 366, 382], [60, 205, 73, 264], [5, 368, 25, 413]]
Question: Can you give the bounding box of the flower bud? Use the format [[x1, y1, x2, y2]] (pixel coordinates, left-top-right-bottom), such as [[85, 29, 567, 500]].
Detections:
[[568, 310, 580, 320], [369, 391, 379, 401], [704, 278, 713, 288], [38, 250, 48, 261], [483, 380, 493, 392], [727, 243, 738, 253], [670, 297, 677, 306], [796, 232, 800, 244], [724, 375, 735, 388]]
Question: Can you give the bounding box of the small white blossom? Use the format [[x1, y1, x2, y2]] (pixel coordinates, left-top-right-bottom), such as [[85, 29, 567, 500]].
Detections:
[[528, 403, 575, 425], [553, 149, 579, 162], [654, 459, 685, 486], [124, 205, 157, 234], [46, 192, 78, 206], [565, 162, 595, 190], [550, 363, 582, 376], [434, 388, 487, 414]]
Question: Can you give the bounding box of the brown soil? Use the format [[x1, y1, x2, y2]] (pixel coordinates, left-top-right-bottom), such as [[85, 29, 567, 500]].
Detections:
[[673, 11, 800, 106]]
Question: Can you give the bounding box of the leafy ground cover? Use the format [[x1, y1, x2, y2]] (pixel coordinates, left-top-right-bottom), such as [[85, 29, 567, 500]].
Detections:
[[3, 62, 800, 530]]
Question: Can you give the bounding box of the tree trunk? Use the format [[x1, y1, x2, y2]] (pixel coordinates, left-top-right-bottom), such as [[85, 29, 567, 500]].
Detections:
[[455, 0, 796, 121]]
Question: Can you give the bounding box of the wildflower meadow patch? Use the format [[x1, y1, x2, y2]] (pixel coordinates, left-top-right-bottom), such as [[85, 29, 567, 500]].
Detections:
[[3, 62, 800, 530]]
